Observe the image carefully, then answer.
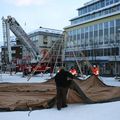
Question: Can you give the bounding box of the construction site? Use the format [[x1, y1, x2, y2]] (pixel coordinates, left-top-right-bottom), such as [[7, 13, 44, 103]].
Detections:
[[1, 16, 96, 78], [0, 15, 119, 112], [1, 16, 64, 76]]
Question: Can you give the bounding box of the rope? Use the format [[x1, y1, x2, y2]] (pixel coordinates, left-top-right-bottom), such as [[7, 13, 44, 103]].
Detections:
[[79, 51, 92, 68], [52, 40, 63, 74], [72, 50, 83, 76], [68, 41, 83, 76], [27, 39, 59, 81]]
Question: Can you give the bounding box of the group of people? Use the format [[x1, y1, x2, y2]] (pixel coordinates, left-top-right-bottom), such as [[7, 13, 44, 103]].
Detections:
[[54, 65, 99, 110]]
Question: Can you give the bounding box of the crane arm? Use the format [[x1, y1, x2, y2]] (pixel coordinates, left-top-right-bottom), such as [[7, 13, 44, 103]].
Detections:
[[5, 16, 40, 60]]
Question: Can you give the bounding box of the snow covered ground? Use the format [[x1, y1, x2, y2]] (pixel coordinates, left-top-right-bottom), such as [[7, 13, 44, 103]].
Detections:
[[0, 72, 120, 120]]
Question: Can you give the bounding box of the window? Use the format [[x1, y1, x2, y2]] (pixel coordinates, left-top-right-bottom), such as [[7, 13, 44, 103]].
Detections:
[[104, 48, 108, 56], [116, 19, 120, 43], [94, 24, 98, 45], [106, 0, 110, 6], [81, 28, 85, 47], [99, 23, 103, 44], [110, 20, 114, 27], [99, 49, 104, 56], [43, 35, 48, 44], [111, 47, 119, 55], [77, 29, 80, 40], [89, 26, 94, 46], [85, 27, 89, 46], [77, 29, 80, 47], [101, 0, 105, 7], [104, 22, 109, 44], [109, 0, 114, 4], [114, 0, 119, 3], [96, 2, 101, 9], [110, 20, 115, 43]]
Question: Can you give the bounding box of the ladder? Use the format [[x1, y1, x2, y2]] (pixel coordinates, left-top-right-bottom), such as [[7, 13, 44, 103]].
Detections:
[[4, 16, 40, 60]]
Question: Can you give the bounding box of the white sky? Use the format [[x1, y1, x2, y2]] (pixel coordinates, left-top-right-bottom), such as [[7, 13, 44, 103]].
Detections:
[[0, 0, 90, 46]]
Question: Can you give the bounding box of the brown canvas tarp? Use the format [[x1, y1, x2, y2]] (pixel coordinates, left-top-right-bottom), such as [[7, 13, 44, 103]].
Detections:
[[0, 75, 120, 111]]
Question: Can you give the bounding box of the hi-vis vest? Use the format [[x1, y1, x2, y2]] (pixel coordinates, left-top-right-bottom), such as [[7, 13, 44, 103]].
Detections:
[[69, 69, 77, 76], [91, 67, 99, 76]]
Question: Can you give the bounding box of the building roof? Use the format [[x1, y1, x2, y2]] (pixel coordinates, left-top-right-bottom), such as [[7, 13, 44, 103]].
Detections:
[[29, 27, 63, 35], [77, 0, 100, 10]]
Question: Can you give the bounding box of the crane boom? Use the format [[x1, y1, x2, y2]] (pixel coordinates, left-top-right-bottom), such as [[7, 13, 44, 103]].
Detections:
[[4, 16, 40, 60]]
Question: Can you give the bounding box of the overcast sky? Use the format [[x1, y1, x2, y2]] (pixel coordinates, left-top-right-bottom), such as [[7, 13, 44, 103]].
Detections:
[[0, 0, 90, 46]]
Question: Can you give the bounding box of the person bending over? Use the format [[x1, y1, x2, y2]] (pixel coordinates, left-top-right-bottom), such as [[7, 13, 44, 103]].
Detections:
[[55, 67, 74, 110]]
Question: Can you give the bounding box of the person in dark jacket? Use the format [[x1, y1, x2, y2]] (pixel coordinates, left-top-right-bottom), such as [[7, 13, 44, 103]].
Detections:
[[55, 67, 74, 110]]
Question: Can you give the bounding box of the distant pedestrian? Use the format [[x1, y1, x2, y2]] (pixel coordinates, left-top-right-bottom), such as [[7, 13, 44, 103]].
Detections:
[[91, 65, 99, 77], [69, 66, 77, 76], [54, 67, 74, 110]]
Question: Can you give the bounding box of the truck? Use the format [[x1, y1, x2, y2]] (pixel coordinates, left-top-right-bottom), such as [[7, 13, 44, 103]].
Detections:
[[2, 16, 51, 75]]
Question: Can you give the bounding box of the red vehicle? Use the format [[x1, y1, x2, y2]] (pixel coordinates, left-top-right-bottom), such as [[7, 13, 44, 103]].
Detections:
[[23, 63, 51, 75]]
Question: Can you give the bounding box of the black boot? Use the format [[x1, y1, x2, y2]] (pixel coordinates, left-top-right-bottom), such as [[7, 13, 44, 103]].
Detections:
[[62, 104, 68, 108], [57, 107, 61, 110]]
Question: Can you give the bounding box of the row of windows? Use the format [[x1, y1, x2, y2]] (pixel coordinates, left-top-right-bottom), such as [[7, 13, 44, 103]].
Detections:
[[78, 0, 120, 16], [67, 19, 120, 48], [71, 4, 120, 25], [65, 47, 119, 58]]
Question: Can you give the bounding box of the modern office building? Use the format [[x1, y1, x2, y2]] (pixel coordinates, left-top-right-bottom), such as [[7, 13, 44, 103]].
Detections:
[[64, 0, 120, 76]]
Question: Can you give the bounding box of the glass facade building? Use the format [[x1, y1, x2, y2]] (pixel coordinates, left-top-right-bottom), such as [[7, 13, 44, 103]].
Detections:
[[64, 0, 120, 76]]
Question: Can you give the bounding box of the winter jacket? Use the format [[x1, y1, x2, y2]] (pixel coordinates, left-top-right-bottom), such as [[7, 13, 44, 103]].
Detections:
[[55, 69, 74, 87]]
